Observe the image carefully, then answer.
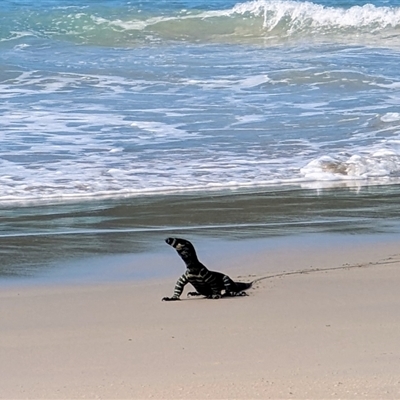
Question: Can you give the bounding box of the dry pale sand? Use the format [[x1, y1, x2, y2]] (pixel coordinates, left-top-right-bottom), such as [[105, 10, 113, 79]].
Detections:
[[1, 238, 400, 399]]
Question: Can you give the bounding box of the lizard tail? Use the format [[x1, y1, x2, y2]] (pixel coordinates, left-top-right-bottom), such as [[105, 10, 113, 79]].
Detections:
[[234, 281, 253, 292]]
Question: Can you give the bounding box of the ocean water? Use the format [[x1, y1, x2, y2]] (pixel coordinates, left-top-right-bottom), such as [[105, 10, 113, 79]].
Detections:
[[2, 0, 400, 201], [1, 0, 400, 279]]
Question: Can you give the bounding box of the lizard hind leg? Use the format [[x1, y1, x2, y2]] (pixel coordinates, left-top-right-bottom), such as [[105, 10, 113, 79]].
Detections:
[[187, 291, 203, 297], [234, 291, 248, 297], [222, 275, 251, 297], [222, 274, 238, 293]]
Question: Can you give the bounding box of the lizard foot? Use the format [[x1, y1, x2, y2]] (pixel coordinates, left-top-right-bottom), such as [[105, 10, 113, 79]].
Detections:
[[222, 291, 248, 297], [206, 294, 221, 299], [187, 292, 202, 297], [162, 297, 181, 301]]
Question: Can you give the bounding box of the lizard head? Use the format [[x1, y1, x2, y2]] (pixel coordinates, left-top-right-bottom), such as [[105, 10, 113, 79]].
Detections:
[[165, 237, 198, 264]]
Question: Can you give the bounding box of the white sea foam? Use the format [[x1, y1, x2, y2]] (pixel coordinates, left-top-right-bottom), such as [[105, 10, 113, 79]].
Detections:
[[232, 0, 400, 32], [381, 112, 400, 122], [301, 148, 400, 181], [130, 121, 200, 143]]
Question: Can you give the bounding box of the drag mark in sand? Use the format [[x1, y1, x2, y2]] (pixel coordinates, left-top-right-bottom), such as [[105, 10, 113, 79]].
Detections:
[[240, 254, 400, 288]]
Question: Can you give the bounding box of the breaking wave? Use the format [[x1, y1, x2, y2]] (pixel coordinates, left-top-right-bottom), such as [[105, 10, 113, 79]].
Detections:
[[1, 0, 400, 46], [301, 149, 400, 183]]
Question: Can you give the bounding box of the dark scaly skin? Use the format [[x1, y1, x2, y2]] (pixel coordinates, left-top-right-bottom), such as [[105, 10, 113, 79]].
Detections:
[[162, 237, 252, 301]]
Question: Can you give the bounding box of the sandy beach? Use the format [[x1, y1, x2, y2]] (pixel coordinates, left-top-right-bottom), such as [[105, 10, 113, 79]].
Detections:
[[1, 236, 400, 399]]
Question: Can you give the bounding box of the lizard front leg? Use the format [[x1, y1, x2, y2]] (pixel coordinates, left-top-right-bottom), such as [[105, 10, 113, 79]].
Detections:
[[162, 273, 188, 301]]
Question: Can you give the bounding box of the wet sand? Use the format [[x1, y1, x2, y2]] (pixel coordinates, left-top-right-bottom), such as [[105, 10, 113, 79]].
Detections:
[[2, 184, 400, 280], [1, 236, 400, 399]]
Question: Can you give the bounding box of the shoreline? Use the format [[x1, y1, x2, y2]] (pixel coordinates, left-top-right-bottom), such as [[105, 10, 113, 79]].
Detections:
[[1, 235, 400, 399], [2, 183, 400, 280], [1, 230, 399, 287]]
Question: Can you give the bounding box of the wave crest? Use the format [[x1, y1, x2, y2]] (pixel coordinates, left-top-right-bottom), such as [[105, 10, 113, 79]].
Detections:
[[232, 0, 400, 35], [301, 149, 400, 182], [2, 0, 400, 46]]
